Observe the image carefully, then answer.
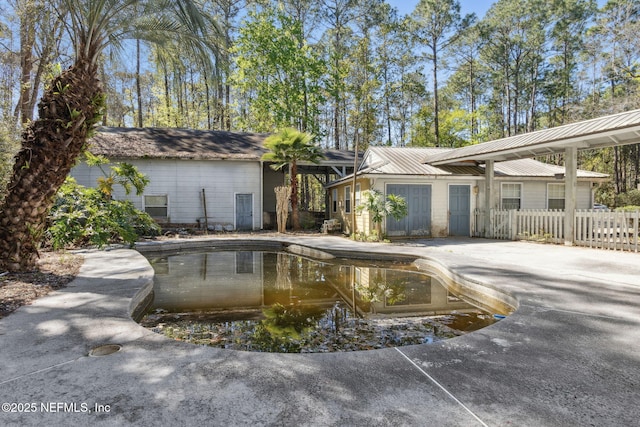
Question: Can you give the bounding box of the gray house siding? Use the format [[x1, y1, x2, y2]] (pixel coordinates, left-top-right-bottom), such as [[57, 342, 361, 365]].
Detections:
[[386, 184, 432, 237], [484, 180, 593, 211], [71, 159, 262, 229]]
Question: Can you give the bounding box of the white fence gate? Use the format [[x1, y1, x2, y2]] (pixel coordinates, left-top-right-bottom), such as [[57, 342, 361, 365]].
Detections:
[[477, 209, 640, 252]]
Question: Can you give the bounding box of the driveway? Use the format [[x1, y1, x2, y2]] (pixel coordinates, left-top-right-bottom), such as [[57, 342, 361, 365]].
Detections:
[[0, 236, 638, 426]]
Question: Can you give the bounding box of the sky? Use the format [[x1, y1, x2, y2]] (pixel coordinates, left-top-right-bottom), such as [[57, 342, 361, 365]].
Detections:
[[388, 0, 608, 19], [388, 0, 494, 19]]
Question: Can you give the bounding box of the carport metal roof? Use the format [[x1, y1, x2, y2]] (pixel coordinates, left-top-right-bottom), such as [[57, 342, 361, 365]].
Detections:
[[425, 109, 640, 165]]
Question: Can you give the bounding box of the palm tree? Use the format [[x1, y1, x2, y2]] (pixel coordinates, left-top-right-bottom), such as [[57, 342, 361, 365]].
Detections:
[[0, 0, 218, 272], [356, 189, 407, 241], [262, 128, 324, 231]]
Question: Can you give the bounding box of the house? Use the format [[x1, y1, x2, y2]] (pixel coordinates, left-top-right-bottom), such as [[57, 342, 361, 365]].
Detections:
[[72, 110, 639, 240], [70, 127, 355, 230], [326, 146, 608, 238]]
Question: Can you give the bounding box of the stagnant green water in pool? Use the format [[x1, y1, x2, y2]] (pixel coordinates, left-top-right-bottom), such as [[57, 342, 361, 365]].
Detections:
[[140, 250, 500, 353]]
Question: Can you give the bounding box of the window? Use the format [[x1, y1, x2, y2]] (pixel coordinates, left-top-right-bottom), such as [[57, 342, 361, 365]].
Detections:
[[345, 186, 351, 213], [547, 183, 565, 210], [355, 184, 361, 214], [144, 195, 168, 218], [501, 183, 521, 210], [332, 189, 338, 213]]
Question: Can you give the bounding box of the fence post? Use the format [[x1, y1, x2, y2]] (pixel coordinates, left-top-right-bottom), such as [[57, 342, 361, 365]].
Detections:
[[635, 210, 639, 252], [509, 210, 517, 240]]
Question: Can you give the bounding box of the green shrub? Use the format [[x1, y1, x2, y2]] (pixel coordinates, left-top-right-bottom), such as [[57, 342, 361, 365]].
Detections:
[[298, 211, 318, 230], [615, 189, 640, 208], [614, 205, 640, 212], [47, 178, 160, 249]]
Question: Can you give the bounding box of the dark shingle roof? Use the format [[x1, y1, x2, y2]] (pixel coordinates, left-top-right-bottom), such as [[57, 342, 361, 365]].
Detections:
[[88, 127, 359, 168], [88, 127, 270, 160]]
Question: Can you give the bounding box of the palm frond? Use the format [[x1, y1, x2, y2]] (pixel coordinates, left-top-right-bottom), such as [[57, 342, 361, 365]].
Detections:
[[55, 0, 220, 68]]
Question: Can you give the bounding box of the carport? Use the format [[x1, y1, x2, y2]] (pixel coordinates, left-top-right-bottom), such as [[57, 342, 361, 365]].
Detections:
[[425, 109, 640, 245]]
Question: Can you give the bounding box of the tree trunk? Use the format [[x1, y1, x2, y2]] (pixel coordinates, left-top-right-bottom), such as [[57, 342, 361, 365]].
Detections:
[[614, 146, 621, 194], [470, 59, 477, 138], [528, 64, 539, 133], [17, 0, 36, 124], [432, 44, 440, 147], [375, 221, 382, 242], [0, 58, 103, 271], [136, 38, 143, 127], [163, 62, 171, 125]]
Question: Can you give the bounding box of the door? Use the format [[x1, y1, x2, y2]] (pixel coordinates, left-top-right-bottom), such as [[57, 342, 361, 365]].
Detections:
[[449, 185, 470, 236], [409, 185, 432, 235], [236, 194, 253, 231], [386, 184, 431, 236], [386, 184, 408, 236]]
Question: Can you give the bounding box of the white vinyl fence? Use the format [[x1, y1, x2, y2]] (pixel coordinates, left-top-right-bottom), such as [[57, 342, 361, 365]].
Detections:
[[475, 209, 640, 252]]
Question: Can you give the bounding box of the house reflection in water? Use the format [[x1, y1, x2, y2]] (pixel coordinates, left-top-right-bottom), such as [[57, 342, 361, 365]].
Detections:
[[346, 267, 477, 316], [148, 251, 483, 318], [150, 251, 265, 312]]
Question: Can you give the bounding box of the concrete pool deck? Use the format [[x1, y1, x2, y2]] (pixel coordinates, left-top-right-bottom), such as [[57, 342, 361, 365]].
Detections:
[[0, 235, 639, 426]]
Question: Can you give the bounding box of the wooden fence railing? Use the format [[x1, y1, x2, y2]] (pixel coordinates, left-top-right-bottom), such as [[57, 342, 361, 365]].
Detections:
[[474, 209, 640, 252]]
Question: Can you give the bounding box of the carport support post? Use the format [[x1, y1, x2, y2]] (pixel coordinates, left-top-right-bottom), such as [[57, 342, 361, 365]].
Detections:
[[484, 159, 494, 238], [564, 146, 577, 246]]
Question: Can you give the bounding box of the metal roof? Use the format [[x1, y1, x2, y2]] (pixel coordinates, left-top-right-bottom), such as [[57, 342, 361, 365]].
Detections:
[[425, 109, 640, 165], [492, 158, 606, 178], [327, 146, 606, 186], [360, 147, 462, 175]]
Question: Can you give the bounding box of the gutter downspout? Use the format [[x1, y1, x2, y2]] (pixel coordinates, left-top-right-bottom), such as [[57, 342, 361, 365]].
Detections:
[[351, 138, 359, 237], [260, 160, 264, 230]]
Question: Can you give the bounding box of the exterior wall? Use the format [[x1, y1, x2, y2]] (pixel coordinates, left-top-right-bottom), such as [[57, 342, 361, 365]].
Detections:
[[480, 179, 594, 211], [329, 176, 482, 238], [329, 178, 371, 235], [71, 159, 263, 229], [372, 177, 481, 238], [329, 176, 596, 239]]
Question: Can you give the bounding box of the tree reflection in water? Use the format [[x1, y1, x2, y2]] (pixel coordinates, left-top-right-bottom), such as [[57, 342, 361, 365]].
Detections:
[[253, 302, 326, 352]]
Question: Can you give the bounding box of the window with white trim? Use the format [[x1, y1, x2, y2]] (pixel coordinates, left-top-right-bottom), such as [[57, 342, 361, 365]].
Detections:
[[144, 195, 168, 218], [332, 189, 338, 213], [501, 183, 521, 210], [547, 183, 565, 210], [345, 185, 351, 213], [355, 184, 361, 213]]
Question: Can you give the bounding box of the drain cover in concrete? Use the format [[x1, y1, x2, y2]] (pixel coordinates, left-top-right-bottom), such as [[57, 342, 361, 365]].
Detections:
[[89, 344, 122, 357]]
